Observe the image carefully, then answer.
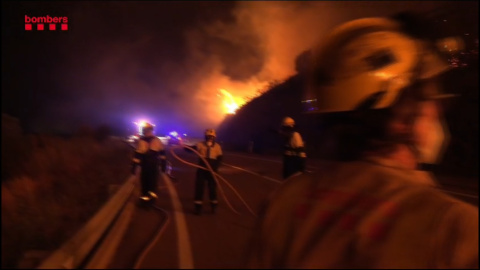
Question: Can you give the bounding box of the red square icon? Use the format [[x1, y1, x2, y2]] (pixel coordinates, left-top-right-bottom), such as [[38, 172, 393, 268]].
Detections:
[[37, 24, 44, 30], [25, 24, 32, 30], [49, 24, 56, 30], [61, 24, 68, 31]]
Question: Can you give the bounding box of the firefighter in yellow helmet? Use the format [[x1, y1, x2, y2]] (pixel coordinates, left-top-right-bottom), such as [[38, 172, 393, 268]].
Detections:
[[280, 116, 307, 179], [193, 128, 223, 215], [247, 12, 478, 268], [131, 122, 166, 203]]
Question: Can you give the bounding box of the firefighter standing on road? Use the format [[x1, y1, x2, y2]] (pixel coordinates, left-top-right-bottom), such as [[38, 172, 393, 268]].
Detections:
[[193, 128, 223, 215], [281, 116, 307, 179], [131, 122, 166, 203]]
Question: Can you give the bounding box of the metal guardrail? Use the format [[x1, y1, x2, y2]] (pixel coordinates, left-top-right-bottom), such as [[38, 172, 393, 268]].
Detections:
[[36, 139, 183, 268], [37, 175, 136, 269]]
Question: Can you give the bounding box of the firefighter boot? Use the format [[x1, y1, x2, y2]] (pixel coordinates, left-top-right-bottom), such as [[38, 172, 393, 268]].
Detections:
[[194, 204, 202, 215]]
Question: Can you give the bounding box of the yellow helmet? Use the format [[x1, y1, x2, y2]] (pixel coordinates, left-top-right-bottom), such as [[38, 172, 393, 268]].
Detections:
[[282, 117, 295, 127], [205, 128, 216, 137], [141, 122, 154, 135], [304, 17, 455, 114]]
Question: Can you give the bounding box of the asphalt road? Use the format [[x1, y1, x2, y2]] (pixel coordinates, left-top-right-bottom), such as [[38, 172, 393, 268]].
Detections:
[[107, 146, 478, 269]]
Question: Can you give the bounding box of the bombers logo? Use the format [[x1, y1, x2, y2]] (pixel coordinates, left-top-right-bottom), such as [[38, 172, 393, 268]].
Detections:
[[25, 15, 68, 31]]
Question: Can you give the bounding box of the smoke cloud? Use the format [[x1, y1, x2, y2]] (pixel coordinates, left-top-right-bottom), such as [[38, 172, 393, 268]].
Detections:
[[31, 1, 453, 135]]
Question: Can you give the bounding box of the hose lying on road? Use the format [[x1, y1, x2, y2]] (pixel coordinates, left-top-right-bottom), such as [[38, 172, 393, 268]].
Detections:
[[132, 202, 171, 269], [169, 145, 257, 217]]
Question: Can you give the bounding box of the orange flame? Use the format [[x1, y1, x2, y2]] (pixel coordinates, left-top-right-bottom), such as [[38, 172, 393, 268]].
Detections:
[[219, 89, 244, 115]]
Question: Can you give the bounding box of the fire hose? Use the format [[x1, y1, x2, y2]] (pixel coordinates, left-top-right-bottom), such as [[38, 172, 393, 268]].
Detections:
[[168, 144, 257, 217]]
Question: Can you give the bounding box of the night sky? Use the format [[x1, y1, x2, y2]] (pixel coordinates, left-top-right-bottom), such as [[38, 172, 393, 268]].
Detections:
[[2, 1, 478, 136]]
